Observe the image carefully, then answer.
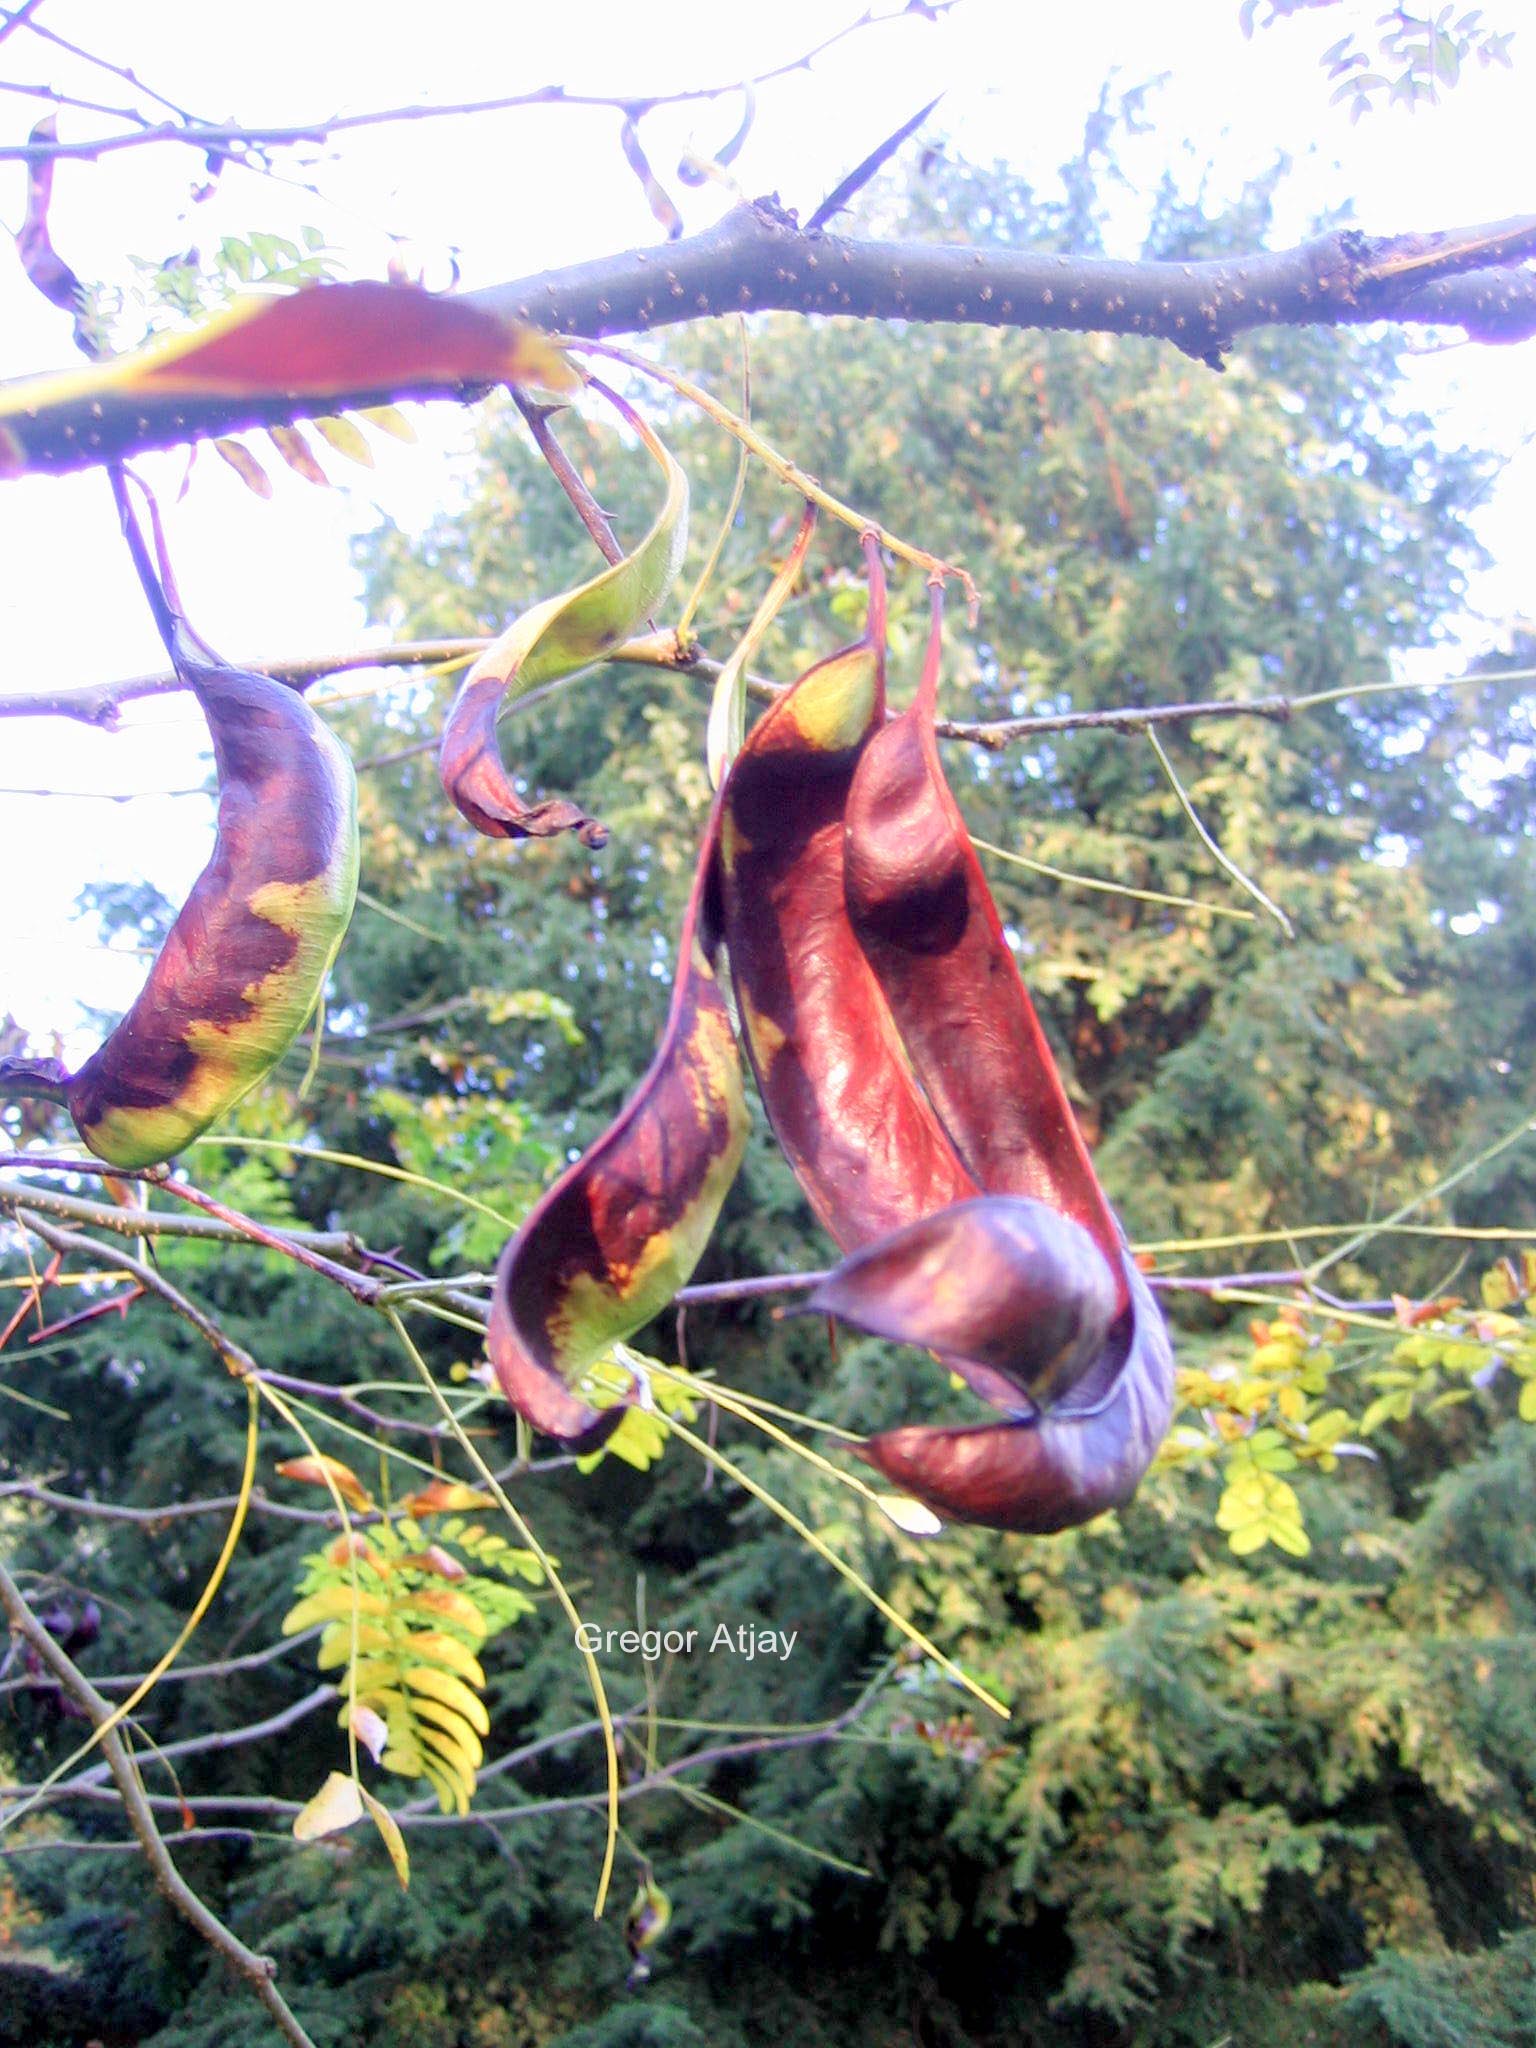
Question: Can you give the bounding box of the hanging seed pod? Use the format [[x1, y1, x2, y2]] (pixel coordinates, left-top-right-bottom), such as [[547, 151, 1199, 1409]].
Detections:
[[438, 386, 689, 849], [719, 556, 1171, 1531], [850, 1259, 1173, 1533], [842, 584, 1126, 1285], [804, 1197, 1118, 1416], [485, 798, 749, 1446], [821, 586, 1172, 1527], [0, 279, 580, 480], [719, 534, 980, 1251], [0, 517, 359, 1169]]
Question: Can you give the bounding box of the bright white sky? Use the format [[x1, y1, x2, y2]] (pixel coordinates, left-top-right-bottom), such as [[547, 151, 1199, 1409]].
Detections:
[[0, 0, 1530, 1059]]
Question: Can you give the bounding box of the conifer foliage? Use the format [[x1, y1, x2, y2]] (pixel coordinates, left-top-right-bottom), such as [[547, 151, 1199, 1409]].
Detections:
[[2, 123, 1535, 2048]]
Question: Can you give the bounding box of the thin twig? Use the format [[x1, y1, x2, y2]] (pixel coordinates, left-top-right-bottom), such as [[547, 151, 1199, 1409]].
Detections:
[[8, 1676, 899, 1839], [253, 1367, 481, 1440], [0, 1625, 317, 1698], [0, 1477, 344, 1527], [17, 642, 1527, 753], [0, 1557, 319, 2048], [8, 1686, 335, 1805], [0, 5, 946, 163], [0, 1175, 359, 1253], [515, 393, 626, 566], [1146, 726, 1294, 937], [674, 1269, 830, 1306], [971, 835, 1257, 920], [11, 1210, 259, 1377], [10, 12, 202, 122], [151, 1178, 383, 1305], [0, 0, 49, 52]]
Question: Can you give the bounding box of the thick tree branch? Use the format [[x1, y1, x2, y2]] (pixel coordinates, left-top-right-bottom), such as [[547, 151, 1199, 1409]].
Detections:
[[475, 203, 1536, 357], [0, 1556, 320, 2048], [2, 204, 1530, 480]]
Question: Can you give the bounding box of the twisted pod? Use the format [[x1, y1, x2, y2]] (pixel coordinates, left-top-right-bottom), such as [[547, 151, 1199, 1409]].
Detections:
[[0, 496, 359, 1169], [484, 795, 749, 1447], [483, 531, 1171, 1531], [437, 383, 689, 849]]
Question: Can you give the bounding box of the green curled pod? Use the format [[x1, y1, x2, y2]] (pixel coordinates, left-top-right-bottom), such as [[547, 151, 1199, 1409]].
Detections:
[[1, 621, 359, 1168], [437, 384, 689, 849]]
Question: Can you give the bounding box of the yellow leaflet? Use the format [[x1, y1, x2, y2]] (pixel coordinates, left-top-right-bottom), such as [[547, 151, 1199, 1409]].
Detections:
[[403, 1662, 491, 1736], [281, 1585, 390, 1632]]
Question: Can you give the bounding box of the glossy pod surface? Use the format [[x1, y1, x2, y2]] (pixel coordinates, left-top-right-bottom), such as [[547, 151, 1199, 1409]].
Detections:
[[486, 800, 750, 1446], [31, 640, 358, 1169], [855, 1260, 1173, 1533], [720, 540, 980, 1251], [723, 566, 1172, 1531]]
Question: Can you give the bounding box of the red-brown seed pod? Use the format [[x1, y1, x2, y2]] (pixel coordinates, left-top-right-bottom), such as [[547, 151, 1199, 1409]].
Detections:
[[841, 583, 1127, 1294], [0, 279, 582, 480], [485, 797, 749, 1447], [825, 586, 1172, 1526], [804, 1197, 1119, 1416], [719, 560, 1172, 1531], [850, 1260, 1172, 1534], [720, 535, 980, 1251], [0, 617, 358, 1170]]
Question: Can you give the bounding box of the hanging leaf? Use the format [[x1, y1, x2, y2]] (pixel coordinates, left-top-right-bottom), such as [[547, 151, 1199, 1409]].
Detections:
[[873, 1494, 945, 1538], [359, 1786, 411, 1889], [355, 403, 416, 442], [267, 423, 330, 487], [280, 1505, 538, 1814], [350, 1702, 390, 1763], [311, 413, 376, 466], [438, 384, 689, 846], [212, 436, 274, 497], [293, 1769, 364, 1842], [275, 1453, 373, 1509], [399, 1480, 498, 1517]]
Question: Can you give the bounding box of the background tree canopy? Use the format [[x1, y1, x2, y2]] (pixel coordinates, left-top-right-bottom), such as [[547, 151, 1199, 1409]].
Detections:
[[2, 23, 1535, 2048]]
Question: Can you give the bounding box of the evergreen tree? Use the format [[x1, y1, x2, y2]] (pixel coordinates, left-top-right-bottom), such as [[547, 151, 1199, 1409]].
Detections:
[[4, 142, 1535, 2047]]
